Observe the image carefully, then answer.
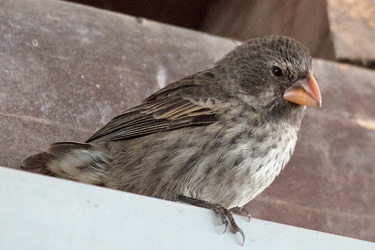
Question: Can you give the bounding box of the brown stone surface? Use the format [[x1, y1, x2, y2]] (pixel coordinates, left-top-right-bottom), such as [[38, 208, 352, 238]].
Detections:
[[327, 0, 375, 65], [1, 0, 374, 243], [200, 0, 335, 60], [201, 0, 375, 67], [66, 0, 211, 30], [63, 0, 375, 67]]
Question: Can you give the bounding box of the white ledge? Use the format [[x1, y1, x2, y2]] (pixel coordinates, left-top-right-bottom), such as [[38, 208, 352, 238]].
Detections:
[[0, 166, 373, 250]]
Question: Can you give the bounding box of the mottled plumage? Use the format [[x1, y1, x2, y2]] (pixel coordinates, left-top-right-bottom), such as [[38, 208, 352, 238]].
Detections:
[[21, 36, 321, 241]]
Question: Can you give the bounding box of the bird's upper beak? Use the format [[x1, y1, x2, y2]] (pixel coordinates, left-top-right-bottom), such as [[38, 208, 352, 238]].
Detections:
[[283, 72, 322, 107]]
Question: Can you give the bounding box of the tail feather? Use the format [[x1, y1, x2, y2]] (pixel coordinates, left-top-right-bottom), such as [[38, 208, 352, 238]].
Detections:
[[21, 142, 112, 185], [21, 152, 56, 170]]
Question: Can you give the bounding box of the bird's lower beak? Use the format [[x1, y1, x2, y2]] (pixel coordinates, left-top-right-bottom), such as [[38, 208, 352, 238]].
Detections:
[[283, 72, 322, 107]]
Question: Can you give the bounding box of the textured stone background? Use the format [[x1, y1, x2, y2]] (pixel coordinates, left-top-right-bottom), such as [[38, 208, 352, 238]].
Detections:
[[201, 0, 335, 60], [66, 0, 375, 67], [1, 0, 374, 243], [327, 0, 375, 64]]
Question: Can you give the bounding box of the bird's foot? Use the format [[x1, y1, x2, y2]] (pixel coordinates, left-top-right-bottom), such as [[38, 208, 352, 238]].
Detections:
[[230, 206, 252, 222], [178, 195, 245, 246]]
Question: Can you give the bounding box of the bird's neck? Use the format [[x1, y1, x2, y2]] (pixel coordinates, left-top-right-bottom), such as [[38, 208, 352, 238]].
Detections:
[[261, 103, 305, 130]]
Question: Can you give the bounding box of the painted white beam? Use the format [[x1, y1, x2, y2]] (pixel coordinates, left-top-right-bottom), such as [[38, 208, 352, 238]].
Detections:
[[0, 166, 373, 250]]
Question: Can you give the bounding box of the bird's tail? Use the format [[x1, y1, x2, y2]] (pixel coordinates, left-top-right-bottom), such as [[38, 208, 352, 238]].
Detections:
[[20, 142, 112, 185]]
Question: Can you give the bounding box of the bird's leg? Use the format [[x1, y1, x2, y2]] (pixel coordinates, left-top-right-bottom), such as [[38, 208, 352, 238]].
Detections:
[[229, 206, 252, 222], [177, 195, 245, 245]]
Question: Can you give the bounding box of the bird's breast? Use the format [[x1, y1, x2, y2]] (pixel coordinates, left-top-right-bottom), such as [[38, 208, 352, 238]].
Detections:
[[224, 122, 298, 207]]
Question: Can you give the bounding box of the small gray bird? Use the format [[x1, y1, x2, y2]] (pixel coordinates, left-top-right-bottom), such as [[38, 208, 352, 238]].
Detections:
[[21, 36, 321, 243]]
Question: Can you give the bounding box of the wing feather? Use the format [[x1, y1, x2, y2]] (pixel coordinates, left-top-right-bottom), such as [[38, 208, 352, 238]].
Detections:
[[86, 72, 222, 143]]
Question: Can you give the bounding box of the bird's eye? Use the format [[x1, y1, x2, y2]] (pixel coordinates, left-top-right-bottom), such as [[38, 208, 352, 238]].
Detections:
[[271, 66, 283, 77]]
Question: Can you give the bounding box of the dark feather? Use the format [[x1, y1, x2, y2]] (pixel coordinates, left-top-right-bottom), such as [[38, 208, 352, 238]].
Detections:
[[86, 72, 221, 143]]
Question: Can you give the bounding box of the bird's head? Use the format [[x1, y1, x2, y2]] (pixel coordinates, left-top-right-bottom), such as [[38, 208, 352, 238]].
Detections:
[[217, 36, 321, 120]]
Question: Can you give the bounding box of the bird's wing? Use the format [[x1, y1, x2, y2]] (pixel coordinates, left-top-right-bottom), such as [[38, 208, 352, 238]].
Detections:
[[86, 72, 223, 143]]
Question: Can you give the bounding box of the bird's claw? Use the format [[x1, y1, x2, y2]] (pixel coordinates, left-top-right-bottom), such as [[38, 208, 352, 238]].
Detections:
[[214, 204, 245, 245], [221, 216, 229, 234], [177, 195, 245, 245], [230, 206, 252, 222]]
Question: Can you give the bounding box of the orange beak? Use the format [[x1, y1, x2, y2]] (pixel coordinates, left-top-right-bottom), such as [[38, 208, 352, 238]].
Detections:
[[283, 72, 322, 107]]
